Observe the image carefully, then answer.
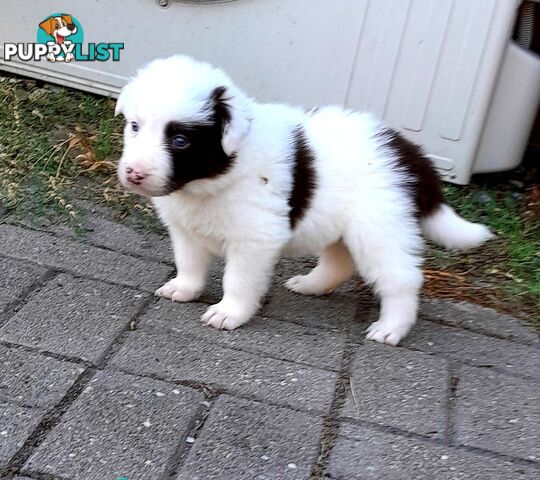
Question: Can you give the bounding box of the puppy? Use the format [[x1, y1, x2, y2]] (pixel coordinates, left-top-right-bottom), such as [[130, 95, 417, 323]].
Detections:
[[115, 56, 493, 345]]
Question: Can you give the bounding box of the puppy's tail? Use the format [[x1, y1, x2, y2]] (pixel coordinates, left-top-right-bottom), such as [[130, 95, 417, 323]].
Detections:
[[421, 204, 494, 250]]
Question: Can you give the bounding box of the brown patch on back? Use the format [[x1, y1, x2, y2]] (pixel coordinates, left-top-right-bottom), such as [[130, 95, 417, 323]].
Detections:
[[377, 128, 445, 218], [289, 126, 317, 229]]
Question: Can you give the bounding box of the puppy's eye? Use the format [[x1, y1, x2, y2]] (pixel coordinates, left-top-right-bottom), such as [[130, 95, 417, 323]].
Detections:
[[171, 134, 190, 149], [130, 121, 139, 133]]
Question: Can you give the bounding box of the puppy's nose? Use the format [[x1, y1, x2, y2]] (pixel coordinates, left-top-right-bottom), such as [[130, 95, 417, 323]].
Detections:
[[67, 23, 76, 31], [126, 167, 146, 185]]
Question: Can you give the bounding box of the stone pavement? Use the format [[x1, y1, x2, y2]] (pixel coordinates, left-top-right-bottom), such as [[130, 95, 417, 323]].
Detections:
[[0, 219, 539, 480]]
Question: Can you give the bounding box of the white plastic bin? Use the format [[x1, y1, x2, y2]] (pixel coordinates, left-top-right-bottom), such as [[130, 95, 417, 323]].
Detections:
[[1, 0, 538, 184]]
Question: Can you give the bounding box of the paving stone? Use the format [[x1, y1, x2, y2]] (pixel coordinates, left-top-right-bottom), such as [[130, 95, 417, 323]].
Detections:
[[140, 301, 346, 370], [84, 217, 171, 262], [0, 257, 48, 313], [176, 395, 322, 480], [340, 342, 448, 438], [0, 224, 173, 291], [327, 423, 537, 479], [0, 274, 148, 363], [421, 298, 539, 345], [455, 366, 540, 460], [0, 344, 83, 408], [110, 330, 337, 412], [24, 370, 203, 480], [402, 321, 540, 379], [262, 286, 365, 331], [0, 404, 44, 465]]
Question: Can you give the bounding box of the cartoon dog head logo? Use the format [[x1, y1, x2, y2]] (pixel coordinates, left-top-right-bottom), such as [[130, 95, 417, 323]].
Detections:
[[37, 13, 84, 63]]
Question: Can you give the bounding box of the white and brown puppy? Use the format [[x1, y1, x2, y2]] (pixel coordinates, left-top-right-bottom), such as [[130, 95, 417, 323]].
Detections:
[[115, 55, 492, 345]]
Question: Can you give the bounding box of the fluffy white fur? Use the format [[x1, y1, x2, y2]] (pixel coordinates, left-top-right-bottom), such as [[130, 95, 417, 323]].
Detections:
[[116, 55, 493, 345]]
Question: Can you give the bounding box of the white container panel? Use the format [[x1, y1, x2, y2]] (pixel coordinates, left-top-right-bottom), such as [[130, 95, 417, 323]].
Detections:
[[347, 0, 521, 183], [474, 42, 540, 174]]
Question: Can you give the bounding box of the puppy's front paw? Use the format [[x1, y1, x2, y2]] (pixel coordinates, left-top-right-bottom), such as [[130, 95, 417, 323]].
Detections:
[[155, 278, 202, 303], [365, 320, 411, 346], [201, 302, 251, 330]]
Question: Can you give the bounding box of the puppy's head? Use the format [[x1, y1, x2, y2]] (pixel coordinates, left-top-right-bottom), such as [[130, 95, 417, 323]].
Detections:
[[115, 55, 252, 197]]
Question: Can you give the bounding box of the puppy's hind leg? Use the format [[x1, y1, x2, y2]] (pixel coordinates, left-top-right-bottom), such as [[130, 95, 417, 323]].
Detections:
[[286, 241, 355, 295], [344, 222, 424, 346]]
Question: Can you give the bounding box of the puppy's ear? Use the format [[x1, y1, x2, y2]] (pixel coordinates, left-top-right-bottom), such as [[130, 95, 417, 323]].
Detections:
[[61, 15, 74, 25], [210, 86, 251, 155], [39, 17, 56, 36], [115, 83, 132, 117]]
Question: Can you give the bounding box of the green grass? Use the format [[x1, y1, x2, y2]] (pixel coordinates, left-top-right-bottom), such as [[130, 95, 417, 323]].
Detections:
[[0, 75, 155, 230], [425, 181, 540, 321], [444, 185, 539, 295], [0, 77, 109, 217]]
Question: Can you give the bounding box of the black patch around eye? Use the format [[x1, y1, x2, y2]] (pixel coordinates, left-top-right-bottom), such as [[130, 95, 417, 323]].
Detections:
[[163, 86, 235, 192]]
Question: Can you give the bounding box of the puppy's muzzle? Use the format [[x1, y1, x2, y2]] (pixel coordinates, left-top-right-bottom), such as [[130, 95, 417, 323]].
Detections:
[[126, 167, 146, 186]]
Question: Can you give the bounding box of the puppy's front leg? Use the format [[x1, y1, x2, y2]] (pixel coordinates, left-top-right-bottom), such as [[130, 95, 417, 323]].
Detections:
[[202, 244, 281, 330], [156, 225, 212, 302]]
